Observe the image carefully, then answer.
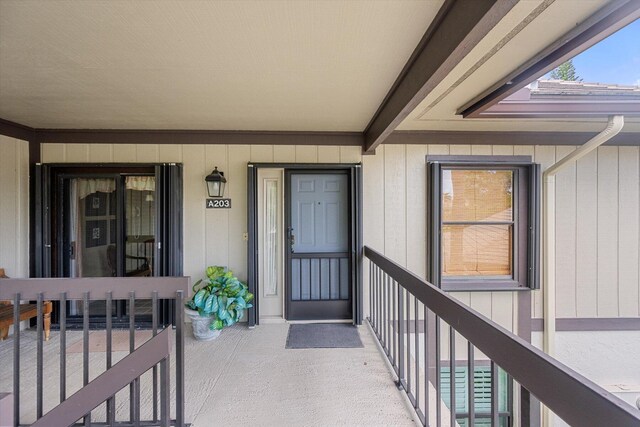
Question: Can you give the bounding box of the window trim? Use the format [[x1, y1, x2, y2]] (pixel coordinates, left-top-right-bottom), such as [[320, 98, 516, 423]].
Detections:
[[426, 155, 540, 292]]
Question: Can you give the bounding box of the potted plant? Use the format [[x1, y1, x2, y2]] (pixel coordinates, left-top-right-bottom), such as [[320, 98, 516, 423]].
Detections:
[[185, 266, 254, 341]]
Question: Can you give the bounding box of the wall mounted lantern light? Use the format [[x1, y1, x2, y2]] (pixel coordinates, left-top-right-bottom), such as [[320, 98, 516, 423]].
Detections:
[[205, 166, 227, 198]]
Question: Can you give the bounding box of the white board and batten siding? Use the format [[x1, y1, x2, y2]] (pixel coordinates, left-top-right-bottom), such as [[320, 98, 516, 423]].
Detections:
[[40, 143, 362, 285], [39, 142, 640, 330], [363, 143, 640, 338]]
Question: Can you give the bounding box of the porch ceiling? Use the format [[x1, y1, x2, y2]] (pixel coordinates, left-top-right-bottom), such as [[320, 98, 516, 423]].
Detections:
[[0, 0, 442, 131], [1, 0, 639, 136]]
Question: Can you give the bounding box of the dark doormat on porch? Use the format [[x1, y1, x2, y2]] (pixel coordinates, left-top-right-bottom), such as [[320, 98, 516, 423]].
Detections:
[[285, 323, 363, 349]]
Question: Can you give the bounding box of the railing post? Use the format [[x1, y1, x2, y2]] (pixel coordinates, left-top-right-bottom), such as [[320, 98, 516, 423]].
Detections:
[[83, 291, 91, 426], [60, 292, 67, 405], [176, 290, 185, 427], [13, 293, 20, 427], [36, 293, 44, 419], [397, 285, 405, 387]]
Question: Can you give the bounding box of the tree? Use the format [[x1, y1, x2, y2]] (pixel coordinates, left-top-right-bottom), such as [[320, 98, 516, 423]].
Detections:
[[549, 60, 581, 81]]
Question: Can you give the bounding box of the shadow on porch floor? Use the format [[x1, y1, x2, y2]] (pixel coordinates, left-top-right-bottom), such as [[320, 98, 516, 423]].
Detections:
[[0, 323, 417, 426]]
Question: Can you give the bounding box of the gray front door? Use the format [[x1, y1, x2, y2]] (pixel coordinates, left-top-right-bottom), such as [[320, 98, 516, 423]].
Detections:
[[286, 172, 352, 320]]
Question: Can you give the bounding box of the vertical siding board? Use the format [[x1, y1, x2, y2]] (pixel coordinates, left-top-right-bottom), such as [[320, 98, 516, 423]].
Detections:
[[181, 145, 207, 281], [205, 145, 230, 270], [405, 145, 428, 279], [158, 144, 182, 163], [112, 144, 137, 162], [339, 146, 362, 163], [471, 145, 492, 155], [135, 144, 159, 162], [41, 143, 66, 162], [88, 144, 113, 162], [618, 147, 639, 316], [576, 150, 599, 317], [533, 146, 556, 319], [596, 147, 619, 316], [555, 146, 577, 318], [384, 145, 406, 265], [65, 144, 90, 162], [363, 145, 385, 317], [317, 146, 340, 163], [295, 146, 318, 163], [227, 145, 251, 280], [273, 145, 296, 163], [17, 141, 29, 276], [491, 292, 513, 330], [0, 139, 17, 275], [427, 144, 450, 155], [250, 145, 274, 163], [449, 144, 471, 156], [492, 145, 514, 156], [0, 138, 29, 277]]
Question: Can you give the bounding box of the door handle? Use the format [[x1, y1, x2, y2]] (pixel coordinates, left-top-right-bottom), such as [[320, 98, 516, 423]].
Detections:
[[288, 227, 295, 253]]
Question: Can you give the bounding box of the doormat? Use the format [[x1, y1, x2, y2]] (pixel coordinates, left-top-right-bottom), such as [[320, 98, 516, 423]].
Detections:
[[285, 323, 363, 349], [66, 330, 154, 353]]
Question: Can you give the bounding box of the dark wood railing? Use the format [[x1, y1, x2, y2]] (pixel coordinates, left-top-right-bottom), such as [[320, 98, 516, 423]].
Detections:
[[0, 277, 189, 427], [365, 246, 640, 427]]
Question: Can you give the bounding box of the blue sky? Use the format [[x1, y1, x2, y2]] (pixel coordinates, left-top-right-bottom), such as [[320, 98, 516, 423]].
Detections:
[[545, 19, 640, 86]]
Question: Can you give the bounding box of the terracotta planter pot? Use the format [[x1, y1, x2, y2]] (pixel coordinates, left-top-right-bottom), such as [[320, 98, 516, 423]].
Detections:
[[185, 308, 221, 341]]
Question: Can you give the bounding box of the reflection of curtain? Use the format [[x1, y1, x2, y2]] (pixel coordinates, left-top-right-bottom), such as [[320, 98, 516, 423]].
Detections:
[[76, 177, 155, 199], [126, 176, 155, 192], [77, 179, 116, 199]]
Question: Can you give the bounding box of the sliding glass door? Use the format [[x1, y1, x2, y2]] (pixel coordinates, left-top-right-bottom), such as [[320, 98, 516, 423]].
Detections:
[[36, 164, 183, 328]]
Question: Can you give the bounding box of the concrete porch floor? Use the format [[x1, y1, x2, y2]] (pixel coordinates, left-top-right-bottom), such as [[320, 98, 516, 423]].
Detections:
[[0, 323, 418, 426]]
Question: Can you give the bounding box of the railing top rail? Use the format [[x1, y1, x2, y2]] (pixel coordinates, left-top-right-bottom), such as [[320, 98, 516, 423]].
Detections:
[[364, 246, 640, 427], [31, 327, 173, 427], [0, 277, 190, 300]]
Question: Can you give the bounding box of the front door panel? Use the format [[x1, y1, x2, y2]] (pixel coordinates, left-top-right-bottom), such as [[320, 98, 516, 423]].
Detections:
[[287, 172, 351, 320]]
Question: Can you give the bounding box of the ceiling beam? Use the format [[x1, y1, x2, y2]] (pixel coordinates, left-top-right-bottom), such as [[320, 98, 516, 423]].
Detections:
[[0, 118, 36, 142], [363, 0, 518, 154], [35, 129, 363, 146], [459, 0, 640, 118], [385, 130, 640, 146]]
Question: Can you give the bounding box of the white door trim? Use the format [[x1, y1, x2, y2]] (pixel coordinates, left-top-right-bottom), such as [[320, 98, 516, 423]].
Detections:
[[257, 168, 285, 321]]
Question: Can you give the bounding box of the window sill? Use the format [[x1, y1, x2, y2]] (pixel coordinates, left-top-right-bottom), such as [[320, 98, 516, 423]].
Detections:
[[442, 282, 531, 292]]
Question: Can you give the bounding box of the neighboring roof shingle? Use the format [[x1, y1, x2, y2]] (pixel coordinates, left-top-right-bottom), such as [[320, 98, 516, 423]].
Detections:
[[530, 79, 640, 98]]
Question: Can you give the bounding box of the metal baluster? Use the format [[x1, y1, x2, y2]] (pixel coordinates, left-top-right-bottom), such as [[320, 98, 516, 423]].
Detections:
[[386, 274, 391, 358], [491, 362, 499, 427], [13, 293, 20, 427], [373, 266, 378, 335], [106, 292, 115, 426], [450, 326, 456, 427], [406, 290, 411, 394], [376, 266, 381, 337], [60, 292, 66, 404], [397, 286, 404, 388], [392, 280, 397, 371], [414, 297, 419, 409], [83, 292, 91, 426], [129, 292, 140, 426], [36, 293, 43, 419], [176, 290, 185, 427], [160, 356, 170, 427], [435, 316, 441, 427], [382, 272, 387, 351], [369, 262, 373, 323], [152, 291, 159, 423], [424, 305, 429, 426], [372, 265, 377, 332], [468, 343, 475, 427]]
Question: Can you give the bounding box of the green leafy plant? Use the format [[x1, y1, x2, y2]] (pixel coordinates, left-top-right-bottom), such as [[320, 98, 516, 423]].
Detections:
[[185, 266, 254, 330]]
